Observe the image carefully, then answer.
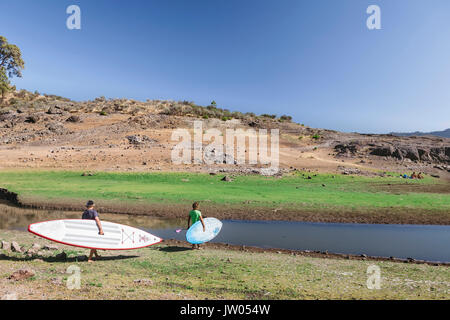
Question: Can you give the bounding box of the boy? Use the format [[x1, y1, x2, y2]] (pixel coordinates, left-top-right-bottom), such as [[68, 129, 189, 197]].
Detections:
[[82, 200, 104, 262], [187, 202, 206, 250]]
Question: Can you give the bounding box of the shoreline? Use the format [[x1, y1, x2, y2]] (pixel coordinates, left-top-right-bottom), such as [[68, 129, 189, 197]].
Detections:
[[162, 239, 450, 267], [3, 196, 450, 226]]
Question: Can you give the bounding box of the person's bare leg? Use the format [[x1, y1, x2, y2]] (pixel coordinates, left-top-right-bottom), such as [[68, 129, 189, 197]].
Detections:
[[88, 249, 95, 263], [94, 249, 100, 258]]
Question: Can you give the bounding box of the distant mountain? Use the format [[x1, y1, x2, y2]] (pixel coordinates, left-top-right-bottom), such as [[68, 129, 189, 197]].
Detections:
[[391, 128, 450, 138]]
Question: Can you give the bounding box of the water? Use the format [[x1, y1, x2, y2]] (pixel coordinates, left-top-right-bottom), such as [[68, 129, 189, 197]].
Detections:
[[1, 204, 449, 262], [149, 220, 450, 262]]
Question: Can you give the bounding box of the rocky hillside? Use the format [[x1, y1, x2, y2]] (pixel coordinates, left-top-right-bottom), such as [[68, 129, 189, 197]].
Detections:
[[391, 129, 450, 139], [0, 89, 449, 178]]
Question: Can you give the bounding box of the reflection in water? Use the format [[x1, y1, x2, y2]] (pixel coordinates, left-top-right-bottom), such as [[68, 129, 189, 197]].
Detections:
[[1, 203, 449, 262], [0, 204, 80, 230], [0, 203, 183, 231]]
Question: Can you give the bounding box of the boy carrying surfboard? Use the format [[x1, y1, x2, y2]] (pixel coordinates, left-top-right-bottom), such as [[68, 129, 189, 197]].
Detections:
[[187, 202, 206, 250], [82, 200, 104, 262]]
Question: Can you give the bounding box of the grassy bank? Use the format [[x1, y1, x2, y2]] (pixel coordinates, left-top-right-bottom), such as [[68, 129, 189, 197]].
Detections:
[[0, 230, 448, 300], [0, 170, 449, 224]]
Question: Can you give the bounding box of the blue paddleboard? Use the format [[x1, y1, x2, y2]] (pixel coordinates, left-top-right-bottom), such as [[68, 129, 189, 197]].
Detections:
[[186, 217, 223, 244]]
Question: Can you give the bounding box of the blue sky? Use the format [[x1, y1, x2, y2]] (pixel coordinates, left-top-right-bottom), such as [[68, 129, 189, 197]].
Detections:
[[1, 0, 449, 133]]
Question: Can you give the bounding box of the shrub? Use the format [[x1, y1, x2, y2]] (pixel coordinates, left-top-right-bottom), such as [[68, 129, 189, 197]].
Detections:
[[9, 98, 18, 105], [280, 115, 292, 121]]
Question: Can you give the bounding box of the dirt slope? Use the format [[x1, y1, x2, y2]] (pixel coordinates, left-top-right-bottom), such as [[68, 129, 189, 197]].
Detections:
[[0, 90, 449, 179]]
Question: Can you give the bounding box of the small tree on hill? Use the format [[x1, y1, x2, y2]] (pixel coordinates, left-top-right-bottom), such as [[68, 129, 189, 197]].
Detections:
[[0, 67, 9, 100], [0, 36, 25, 101]]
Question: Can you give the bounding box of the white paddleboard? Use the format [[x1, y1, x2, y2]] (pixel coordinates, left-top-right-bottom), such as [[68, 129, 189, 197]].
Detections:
[[186, 217, 222, 244], [28, 219, 162, 250]]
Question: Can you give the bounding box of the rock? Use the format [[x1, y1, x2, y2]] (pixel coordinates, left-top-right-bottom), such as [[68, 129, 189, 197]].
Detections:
[[367, 143, 450, 164], [26, 243, 42, 255], [221, 176, 233, 182], [25, 115, 40, 123], [46, 122, 65, 133], [126, 135, 156, 145], [11, 241, 22, 253], [44, 244, 59, 251], [370, 145, 394, 157], [66, 115, 81, 123], [1, 241, 11, 251], [50, 277, 63, 285], [47, 106, 63, 115], [0, 111, 19, 122], [339, 167, 362, 176], [36, 251, 51, 258], [335, 143, 361, 156], [133, 279, 153, 286], [8, 269, 35, 281], [260, 167, 280, 176]]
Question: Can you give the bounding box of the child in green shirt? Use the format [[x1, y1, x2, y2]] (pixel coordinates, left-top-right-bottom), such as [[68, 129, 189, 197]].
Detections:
[[187, 201, 206, 250]]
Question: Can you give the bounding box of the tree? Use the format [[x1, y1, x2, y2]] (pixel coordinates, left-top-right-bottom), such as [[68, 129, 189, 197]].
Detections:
[[0, 67, 9, 100], [0, 36, 24, 100]]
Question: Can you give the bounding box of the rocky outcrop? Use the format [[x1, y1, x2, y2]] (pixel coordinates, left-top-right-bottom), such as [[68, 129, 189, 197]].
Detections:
[[8, 269, 35, 281], [369, 145, 449, 163], [126, 135, 157, 146], [334, 142, 361, 156], [0, 189, 20, 205], [11, 241, 22, 253]]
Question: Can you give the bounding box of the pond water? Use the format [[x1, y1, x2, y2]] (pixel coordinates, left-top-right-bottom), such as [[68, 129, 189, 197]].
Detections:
[[1, 204, 449, 263]]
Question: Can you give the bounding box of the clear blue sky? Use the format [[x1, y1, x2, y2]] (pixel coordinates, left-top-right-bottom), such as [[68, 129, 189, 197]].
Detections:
[[1, 0, 449, 133]]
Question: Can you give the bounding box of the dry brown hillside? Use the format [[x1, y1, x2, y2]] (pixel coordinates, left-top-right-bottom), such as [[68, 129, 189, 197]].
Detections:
[[0, 89, 449, 179]]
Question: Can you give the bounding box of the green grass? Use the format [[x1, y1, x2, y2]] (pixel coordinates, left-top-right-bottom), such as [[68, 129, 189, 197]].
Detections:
[[0, 170, 448, 212]]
